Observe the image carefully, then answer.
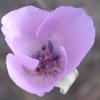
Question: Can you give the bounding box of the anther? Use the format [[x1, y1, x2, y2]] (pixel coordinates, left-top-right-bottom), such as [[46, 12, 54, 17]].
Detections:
[[48, 40, 53, 54]]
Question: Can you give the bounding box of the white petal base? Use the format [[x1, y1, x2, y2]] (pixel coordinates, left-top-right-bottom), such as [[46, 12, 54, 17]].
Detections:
[[55, 69, 79, 94]]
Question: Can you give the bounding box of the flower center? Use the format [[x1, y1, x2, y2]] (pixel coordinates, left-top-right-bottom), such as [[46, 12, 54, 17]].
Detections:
[[32, 40, 60, 73]]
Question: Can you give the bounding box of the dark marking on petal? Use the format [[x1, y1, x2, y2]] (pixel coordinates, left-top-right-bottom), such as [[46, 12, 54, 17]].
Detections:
[[36, 67, 40, 72], [42, 45, 46, 51], [48, 40, 53, 53], [53, 54, 60, 61]]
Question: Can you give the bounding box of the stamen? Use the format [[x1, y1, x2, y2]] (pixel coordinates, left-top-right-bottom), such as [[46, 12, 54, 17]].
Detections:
[[48, 40, 53, 54]]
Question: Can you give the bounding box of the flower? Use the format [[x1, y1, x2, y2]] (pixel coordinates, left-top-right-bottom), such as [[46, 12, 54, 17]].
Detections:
[[1, 6, 95, 96]]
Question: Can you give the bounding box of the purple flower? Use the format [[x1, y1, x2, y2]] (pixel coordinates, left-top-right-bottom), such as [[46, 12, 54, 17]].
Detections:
[[1, 6, 95, 96]]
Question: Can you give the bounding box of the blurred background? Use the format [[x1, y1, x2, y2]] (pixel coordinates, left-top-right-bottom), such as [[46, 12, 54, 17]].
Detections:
[[0, 0, 100, 100]]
